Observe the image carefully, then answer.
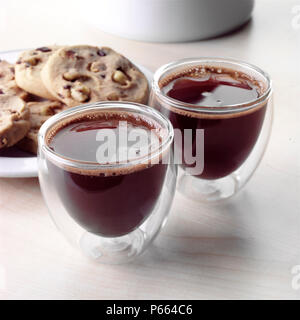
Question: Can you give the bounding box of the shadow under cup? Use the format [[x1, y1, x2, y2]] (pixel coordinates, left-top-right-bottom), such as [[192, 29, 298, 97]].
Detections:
[[150, 58, 273, 201], [37, 102, 176, 264]]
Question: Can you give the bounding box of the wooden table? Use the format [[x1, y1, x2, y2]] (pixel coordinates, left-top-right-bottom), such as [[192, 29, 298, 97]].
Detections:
[[0, 0, 299, 299]]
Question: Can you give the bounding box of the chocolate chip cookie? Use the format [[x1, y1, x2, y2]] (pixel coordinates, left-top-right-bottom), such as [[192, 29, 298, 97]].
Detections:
[[15, 46, 60, 100], [0, 94, 30, 149], [0, 60, 28, 100], [41, 45, 149, 107], [17, 100, 68, 154], [0, 60, 15, 84]]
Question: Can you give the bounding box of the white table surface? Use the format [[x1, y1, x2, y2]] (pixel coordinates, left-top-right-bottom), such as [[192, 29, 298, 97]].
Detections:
[[0, 0, 299, 299]]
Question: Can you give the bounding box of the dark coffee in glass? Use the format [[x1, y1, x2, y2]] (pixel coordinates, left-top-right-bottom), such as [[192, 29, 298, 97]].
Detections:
[[153, 64, 267, 179], [38, 102, 176, 264], [46, 111, 168, 237], [150, 58, 272, 201]]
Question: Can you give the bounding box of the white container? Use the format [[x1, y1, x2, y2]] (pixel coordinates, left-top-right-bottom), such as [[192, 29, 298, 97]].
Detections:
[[84, 0, 254, 42]]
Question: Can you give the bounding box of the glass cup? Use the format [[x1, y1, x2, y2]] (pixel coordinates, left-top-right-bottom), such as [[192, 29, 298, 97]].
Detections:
[[150, 58, 273, 201], [38, 102, 177, 264]]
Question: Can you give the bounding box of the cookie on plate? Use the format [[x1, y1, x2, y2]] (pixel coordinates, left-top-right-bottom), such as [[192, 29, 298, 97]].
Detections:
[[41, 45, 149, 107], [0, 60, 15, 84], [0, 94, 30, 149], [0, 60, 28, 100], [15, 46, 60, 100], [17, 100, 67, 154]]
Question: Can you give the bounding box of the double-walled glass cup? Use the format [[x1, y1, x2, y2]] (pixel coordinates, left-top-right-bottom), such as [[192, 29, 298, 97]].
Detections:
[[38, 102, 177, 264], [150, 58, 273, 201]]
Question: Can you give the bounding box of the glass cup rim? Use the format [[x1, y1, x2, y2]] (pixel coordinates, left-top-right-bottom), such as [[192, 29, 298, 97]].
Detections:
[[38, 101, 174, 171], [152, 57, 272, 114]]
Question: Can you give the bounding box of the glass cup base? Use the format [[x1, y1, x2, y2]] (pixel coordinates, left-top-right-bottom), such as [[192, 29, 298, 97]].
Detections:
[[177, 171, 239, 202], [79, 228, 145, 264]]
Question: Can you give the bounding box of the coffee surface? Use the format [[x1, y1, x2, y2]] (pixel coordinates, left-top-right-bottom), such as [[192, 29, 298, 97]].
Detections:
[[161, 66, 261, 107], [49, 117, 152, 163], [46, 111, 163, 176]]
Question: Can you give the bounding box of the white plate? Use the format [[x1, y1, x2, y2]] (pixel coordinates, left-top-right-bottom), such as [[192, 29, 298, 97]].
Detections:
[[0, 49, 153, 178]]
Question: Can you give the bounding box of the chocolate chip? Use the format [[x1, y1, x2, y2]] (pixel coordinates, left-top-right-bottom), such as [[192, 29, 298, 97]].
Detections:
[[89, 53, 95, 57], [63, 84, 71, 89], [76, 55, 84, 60], [10, 67, 15, 74], [0, 89, 4, 94], [36, 47, 52, 53], [16, 60, 21, 64], [25, 62, 31, 68], [97, 49, 106, 57], [58, 93, 64, 99], [100, 74, 105, 79], [65, 50, 76, 58]]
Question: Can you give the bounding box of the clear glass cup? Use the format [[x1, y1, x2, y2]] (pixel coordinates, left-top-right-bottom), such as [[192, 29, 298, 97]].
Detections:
[[38, 102, 177, 264], [150, 58, 273, 201]]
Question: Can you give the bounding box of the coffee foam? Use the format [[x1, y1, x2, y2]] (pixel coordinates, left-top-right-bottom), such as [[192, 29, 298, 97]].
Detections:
[[158, 65, 269, 120], [45, 110, 169, 177]]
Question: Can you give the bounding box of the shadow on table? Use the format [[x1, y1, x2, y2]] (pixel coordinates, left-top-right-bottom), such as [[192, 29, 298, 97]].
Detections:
[[134, 190, 256, 268], [0, 146, 34, 158]]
